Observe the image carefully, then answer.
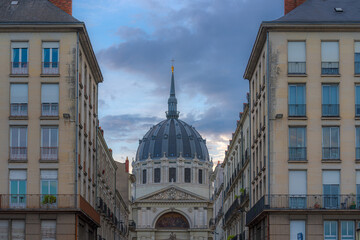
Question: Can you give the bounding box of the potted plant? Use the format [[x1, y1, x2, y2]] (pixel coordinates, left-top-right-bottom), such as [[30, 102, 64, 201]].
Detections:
[[350, 201, 356, 209], [314, 202, 321, 209], [227, 235, 235, 240], [42, 195, 57, 206]]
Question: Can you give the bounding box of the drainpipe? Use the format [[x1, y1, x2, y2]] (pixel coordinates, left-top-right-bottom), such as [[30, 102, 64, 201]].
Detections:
[[75, 31, 79, 208], [266, 31, 270, 206]]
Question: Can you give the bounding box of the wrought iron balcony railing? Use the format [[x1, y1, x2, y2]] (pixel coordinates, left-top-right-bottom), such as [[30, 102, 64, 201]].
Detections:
[[289, 147, 307, 161], [40, 147, 58, 161], [42, 103, 59, 116], [11, 62, 28, 75], [322, 104, 339, 117], [322, 62, 339, 75], [288, 104, 306, 117], [322, 147, 340, 160], [9, 147, 27, 160], [42, 62, 59, 75], [10, 103, 28, 117]]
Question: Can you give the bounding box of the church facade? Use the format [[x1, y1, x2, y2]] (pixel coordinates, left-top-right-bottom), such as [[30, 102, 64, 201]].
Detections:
[[129, 66, 214, 240]]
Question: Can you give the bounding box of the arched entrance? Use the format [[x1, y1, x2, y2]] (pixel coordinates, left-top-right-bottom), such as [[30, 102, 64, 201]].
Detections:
[[155, 212, 190, 240]]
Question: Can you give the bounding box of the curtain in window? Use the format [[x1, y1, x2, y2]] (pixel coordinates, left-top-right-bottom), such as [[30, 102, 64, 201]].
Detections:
[[41, 127, 58, 148], [10, 127, 27, 148]]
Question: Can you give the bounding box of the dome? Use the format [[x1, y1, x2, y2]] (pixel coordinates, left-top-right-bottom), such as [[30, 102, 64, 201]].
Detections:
[[136, 118, 209, 161], [135, 66, 210, 162]]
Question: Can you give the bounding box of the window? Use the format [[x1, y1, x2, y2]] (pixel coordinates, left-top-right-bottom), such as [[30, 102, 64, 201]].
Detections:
[[10, 170, 27, 208], [41, 127, 58, 161], [356, 128, 360, 160], [290, 220, 305, 240], [288, 41, 306, 74], [185, 168, 191, 183], [322, 127, 340, 160], [41, 220, 56, 240], [356, 171, 360, 208], [154, 168, 161, 183], [289, 127, 306, 161], [42, 42, 59, 74], [41, 170, 58, 206], [41, 84, 59, 116], [289, 84, 306, 117], [11, 220, 25, 240], [169, 168, 176, 182], [356, 86, 360, 117], [10, 127, 27, 160], [341, 221, 354, 240], [142, 169, 147, 184], [355, 42, 360, 74], [322, 85, 339, 117], [289, 171, 306, 209], [324, 221, 338, 240], [10, 84, 28, 117], [11, 42, 28, 75], [322, 41, 339, 75], [198, 169, 203, 184], [323, 171, 340, 209]]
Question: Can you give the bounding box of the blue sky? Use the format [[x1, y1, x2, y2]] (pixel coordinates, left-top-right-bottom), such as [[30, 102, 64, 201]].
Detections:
[[73, 0, 283, 163]]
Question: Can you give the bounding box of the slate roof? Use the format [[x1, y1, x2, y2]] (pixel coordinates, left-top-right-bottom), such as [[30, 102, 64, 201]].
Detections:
[[0, 0, 80, 24], [274, 0, 360, 23]]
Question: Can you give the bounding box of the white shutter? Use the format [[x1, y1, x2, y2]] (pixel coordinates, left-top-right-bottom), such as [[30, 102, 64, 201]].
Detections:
[[321, 41, 339, 62], [10, 84, 28, 103], [11, 42, 28, 48], [41, 170, 58, 180], [42, 42, 59, 48], [290, 220, 306, 240], [41, 220, 56, 240], [0, 220, 8, 240], [41, 84, 59, 103], [356, 171, 360, 185], [288, 42, 306, 62], [323, 170, 340, 184], [9, 170, 27, 180], [289, 171, 306, 195], [11, 220, 25, 240], [355, 42, 360, 53]]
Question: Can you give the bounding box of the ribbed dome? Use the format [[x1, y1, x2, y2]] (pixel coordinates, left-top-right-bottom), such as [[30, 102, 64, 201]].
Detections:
[[136, 118, 209, 161]]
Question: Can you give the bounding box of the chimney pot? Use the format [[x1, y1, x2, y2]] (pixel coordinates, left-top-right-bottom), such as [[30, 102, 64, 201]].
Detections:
[[284, 0, 306, 15], [48, 0, 72, 15]]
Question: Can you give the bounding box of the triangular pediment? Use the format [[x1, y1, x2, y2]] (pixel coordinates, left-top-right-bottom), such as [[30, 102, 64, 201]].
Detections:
[[137, 185, 207, 202]]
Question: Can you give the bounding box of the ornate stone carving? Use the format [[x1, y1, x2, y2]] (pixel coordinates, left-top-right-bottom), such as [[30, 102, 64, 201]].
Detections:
[[169, 232, 177, 240], [146, 187, 198, 200], [188, 207, 193, 213], [152, 207, 157, 213]]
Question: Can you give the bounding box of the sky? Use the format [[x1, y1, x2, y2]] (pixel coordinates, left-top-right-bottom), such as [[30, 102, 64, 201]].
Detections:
[[73, 0, 283, 163]]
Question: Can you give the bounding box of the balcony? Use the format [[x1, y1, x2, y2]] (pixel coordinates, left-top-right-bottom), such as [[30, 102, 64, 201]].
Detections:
[[9, 147, 27, 161], [322, 104, 339, 117], [10, 103, 28, 117], [289, 147, 306, 161], [246, 194, 360, 225], [288, 62, 306, 74], [322, 147, 340, 160], [42, 103, 59, 117], [42, 62, 59, 75], [288, 104, 306, 117], [225, 190, 249, 224], [321, 62, 339, 75], [11, 62, 28, 75], [40, 147, 58, 161]]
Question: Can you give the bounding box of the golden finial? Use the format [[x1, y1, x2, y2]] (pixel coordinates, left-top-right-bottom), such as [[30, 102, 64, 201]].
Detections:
[[171, 58, 175, 72], [171, 65, 174, 73]]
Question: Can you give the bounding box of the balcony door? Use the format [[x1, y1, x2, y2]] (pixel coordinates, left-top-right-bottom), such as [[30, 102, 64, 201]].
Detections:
[[289, 171, 307, 209], [9, 170, 27, 208]]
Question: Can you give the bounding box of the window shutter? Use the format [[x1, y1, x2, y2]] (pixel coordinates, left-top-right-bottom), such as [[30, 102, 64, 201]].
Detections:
[[41, 84, 59, 103], [323, 170, 340, 184], [42, 42, 59, 48], [41, 220, 56, 240], [289, 171, 306, 195], [11, 42, 28, 48], [288, 42, 306, 62], [321, 42, 339, 62], [9, 170, 27, 180], [290, 220, 305, 240], [10, 84, 28, 103], [11, 220, 25, 240], [0, 220, 8, 239], [41, 170, 58, 180], [356, 171, 360, 185], [355, 42, 360, 53]]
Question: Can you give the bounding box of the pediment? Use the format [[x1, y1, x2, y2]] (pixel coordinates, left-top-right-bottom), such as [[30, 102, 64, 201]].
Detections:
[[137, 186, 207, 202]]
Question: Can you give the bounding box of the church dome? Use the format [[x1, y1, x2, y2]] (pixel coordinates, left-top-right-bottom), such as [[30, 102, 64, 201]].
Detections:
[[135, 66, 210, 162]]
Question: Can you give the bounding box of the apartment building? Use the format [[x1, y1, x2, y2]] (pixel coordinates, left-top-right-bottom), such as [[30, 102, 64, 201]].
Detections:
[[0, 0, 103, 239], [222, 103, 251, 240], [244, 0, 360, 239]]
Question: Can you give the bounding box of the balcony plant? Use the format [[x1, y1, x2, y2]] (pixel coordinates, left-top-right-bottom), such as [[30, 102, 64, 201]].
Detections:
[[227, 235, 235, 240], [314, 202, 321, 209], [42, 195, 57, 206]]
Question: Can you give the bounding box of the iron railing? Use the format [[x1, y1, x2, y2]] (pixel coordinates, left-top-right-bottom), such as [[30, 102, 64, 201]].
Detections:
[[9, 147, 27, 160], [288, 104, 306, 117], [225, 190, 249, 224], [0, 194, 75, 209], [356, 147, 360, 160], [322, 104, 339, 117], [11, 62, 28, 75], [289, 147, 307, 161], [10, 103, 28, 117], [42, 103, 59, 116], [322, 147, 340, 160], [356, 104, 360, 117], [288, 62, 306, 74], [42, 62, 59, 75], [40, 147, 58, 160], [322, 62, 339, 74]]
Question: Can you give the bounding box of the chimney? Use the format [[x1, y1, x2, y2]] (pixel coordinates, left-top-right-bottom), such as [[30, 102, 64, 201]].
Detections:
[[125, 157, 129, 173], [284, 0, 306, 15], [48, 0, 72, 15]]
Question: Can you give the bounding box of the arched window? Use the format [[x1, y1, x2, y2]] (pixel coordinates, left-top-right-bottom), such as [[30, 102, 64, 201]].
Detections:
[[155, 212, 189, 229]]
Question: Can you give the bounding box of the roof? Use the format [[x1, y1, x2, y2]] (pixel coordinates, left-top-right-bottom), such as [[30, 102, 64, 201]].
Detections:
[[275, 0, 360, 23], [136, 118, 210, 162], [0, 0, 81, 24]]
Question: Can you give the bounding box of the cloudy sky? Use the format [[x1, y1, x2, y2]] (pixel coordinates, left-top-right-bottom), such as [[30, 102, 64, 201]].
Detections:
[[73, 0, 283, 163]]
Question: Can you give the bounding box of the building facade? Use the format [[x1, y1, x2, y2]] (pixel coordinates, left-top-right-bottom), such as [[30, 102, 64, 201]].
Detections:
[[130, 66, 214, 240], [222, 103, 250, 240], [212, 163, 224, 240], [244, 0, 360, 239], [0, 0, 103, 239]]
